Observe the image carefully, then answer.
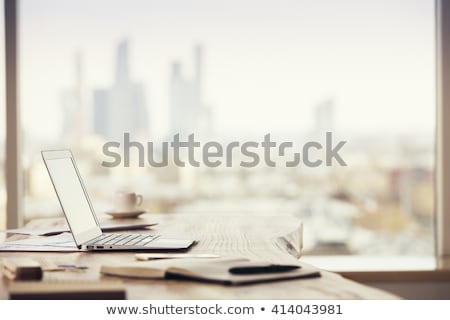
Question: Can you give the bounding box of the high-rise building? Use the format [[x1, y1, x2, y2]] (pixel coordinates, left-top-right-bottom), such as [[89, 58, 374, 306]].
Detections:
[[115, 40, 129, 86], [61, 52, 87, 139], [169, 44, 212, 137], [93, 40, 149, 140], [314, 98, 334, 136], [93, 89, 109, 138]]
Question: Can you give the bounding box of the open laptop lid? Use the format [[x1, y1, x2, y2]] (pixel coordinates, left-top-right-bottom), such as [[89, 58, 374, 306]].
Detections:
[[42, 150, 102, 249]]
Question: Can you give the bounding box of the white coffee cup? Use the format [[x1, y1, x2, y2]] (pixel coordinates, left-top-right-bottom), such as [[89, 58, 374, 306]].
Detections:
[[114, 191, 143, 212]]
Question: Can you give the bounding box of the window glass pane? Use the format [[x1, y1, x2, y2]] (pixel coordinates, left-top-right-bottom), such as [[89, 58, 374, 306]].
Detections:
[[20, 0, 435, 256]]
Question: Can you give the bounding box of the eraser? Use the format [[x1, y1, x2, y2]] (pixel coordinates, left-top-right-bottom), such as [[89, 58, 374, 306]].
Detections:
[[2, 257, 43, 281]]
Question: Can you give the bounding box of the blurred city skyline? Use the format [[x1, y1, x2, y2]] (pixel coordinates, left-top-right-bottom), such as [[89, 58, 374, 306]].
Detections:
[[12, 0, 435, 143]]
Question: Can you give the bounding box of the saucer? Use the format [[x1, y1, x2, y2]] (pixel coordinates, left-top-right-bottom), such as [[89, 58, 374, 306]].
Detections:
[[105, 209, 147, 219]]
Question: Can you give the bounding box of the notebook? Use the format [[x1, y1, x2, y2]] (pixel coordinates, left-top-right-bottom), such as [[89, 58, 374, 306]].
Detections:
[[41, 149, 195, 251], [101, 257, 321, 285]]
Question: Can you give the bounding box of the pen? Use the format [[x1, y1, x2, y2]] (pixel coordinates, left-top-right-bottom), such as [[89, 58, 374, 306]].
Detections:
[[57, 264, 89, 270], [229, 264, 300, 275]]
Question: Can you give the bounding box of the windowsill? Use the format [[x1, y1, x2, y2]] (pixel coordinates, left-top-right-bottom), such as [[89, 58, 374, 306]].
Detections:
[[301, 256, 450, 282]]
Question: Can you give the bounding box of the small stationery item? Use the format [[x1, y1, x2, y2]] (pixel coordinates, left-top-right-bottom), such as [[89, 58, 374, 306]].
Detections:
[[229, 262, 300, 275], [2, 257, 43, 280], [57, 264, 89, 272], [101, 257, 320, 285], [135, 253, 220, 261], [8, 281, 126, 299]]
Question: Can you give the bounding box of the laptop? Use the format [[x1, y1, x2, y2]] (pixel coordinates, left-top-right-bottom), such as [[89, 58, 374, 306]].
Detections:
[[42, 149, 195, 251]]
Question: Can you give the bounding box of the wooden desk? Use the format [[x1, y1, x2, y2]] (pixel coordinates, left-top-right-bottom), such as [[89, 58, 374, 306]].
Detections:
[[0, 213, 398, 299]]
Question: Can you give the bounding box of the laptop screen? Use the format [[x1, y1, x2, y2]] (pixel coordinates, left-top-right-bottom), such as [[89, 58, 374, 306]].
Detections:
[[44, 153, 101, 245]]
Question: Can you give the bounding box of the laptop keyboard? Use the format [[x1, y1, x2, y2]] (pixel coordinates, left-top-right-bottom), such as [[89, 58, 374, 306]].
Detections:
[[88, 233, 159, 247]]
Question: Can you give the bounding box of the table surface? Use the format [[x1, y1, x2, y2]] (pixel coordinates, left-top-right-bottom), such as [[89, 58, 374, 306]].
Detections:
[[0, 213, 399, 299]]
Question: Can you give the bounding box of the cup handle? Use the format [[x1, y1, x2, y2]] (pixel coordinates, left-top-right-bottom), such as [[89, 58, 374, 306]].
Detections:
[[136, 194, 143, 207]]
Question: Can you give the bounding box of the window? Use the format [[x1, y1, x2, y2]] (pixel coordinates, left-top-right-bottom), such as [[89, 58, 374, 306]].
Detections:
[[18, 0, 435, 256]]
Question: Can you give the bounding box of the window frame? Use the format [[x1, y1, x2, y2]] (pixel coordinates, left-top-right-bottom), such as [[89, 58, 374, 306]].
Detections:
[[4, 0, 22, 229], [436, 0, 450, 258]]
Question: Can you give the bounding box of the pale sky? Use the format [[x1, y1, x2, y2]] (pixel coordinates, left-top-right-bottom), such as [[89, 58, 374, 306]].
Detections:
[[11, 0, 436, 142]]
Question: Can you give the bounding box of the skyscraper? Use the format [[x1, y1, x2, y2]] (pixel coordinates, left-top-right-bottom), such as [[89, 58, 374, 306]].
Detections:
[[61, 51, 88, 139], [169, 44, 212, 137], [314, 98, 334, 135], [93, 89, 109, 138], [115, 40, 129, 85], [93, 40, 149, 141]]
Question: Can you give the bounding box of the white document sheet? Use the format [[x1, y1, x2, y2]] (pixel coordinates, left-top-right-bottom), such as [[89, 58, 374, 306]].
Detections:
[[0, 233, 82, 252]]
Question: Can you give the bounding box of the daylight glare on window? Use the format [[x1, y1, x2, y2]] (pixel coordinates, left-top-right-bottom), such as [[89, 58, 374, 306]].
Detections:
[[18, 0, 435, 256]]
